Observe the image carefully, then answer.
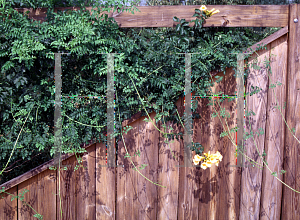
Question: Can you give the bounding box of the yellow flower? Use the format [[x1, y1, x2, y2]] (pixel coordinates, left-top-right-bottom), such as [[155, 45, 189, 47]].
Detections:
[[205, 8, 220, 17], [203, 151, 211, 157], [196, 151, 223, 169], [209, 8, 216, 13], [206, 160, 212, 167], [193, 156, 200, 165], [210, 158, 219, 164], [200, 5, 207, 11], [211, 9, 220, 16], [193, 154, 204, 165], [215, 160, 220, 166], [215, 151, 223, 161], [201, 162, 208, 170]]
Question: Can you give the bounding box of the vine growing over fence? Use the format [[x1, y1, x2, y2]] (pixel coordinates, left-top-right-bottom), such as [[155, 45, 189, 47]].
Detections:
[[1, 0, 297, 219], [0, 0, 270, 184]]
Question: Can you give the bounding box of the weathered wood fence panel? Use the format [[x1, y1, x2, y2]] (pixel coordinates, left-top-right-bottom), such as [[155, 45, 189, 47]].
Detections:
[[96, 142, 115, 220], [1, 25, 300, 219], [214, 66, 242, 220], [281, 3, 300, 220], [58, 155, 77, 220], [156, 98, 182, 220], [38, 169, 56, 220], [0, 186, 17, 220], [77, 143, 96, 220], [259, 34, 287, 220], [239, 42, 271, 220]]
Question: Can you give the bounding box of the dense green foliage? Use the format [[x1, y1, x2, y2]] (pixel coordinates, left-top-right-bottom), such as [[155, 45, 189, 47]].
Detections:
[[0, 0, 282, 184]]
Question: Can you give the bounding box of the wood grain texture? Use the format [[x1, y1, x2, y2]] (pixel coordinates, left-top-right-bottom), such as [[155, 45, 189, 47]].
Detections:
[[156, 97, 181, 220], [196, 97, 211, 219], [281, 3, 300, 220], [37, 168, 57, 220], [13, 5, 288, 27], [116, 118, 140, 220], [259, 34, 287, 220], [77, 144, 96, 220], [133, 112, 158, 219], [18, 175, 38, 220], [0, 186, 18, 220], [96, 142, 116, 220], [197, 70, 224, 220], [209, 70, 225, 220], [239, 43, 270, 220], [215, 67, 242, 220], [177, 91, 202, 220], [57, 155, 77, 220]]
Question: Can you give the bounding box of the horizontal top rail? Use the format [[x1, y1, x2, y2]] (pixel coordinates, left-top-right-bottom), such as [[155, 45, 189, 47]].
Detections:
[[13, 5, 289, 27]]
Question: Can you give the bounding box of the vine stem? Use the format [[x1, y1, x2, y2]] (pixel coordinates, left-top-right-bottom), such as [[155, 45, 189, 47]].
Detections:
[[201, 49, 300, 194], [116, 90, 166, 188], [0, 105, 34, 176], [1, 190, 42, 219]]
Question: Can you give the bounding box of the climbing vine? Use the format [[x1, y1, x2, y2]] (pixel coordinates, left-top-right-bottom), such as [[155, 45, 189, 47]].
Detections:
[[1, 0, 297, 218]]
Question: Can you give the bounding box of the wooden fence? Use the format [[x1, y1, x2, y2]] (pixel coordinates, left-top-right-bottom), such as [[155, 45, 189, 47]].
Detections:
[[1, 17, 299, 220]]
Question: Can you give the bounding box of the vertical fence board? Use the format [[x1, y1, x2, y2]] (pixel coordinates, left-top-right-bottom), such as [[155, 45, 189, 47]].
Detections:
[[0, 186, 18, 220], [259, 35, 287, 220], [178, 91, 201, 219], [77, 143, 96, 220], [116, 139, 126, 220], [37, 168, 57, 220], [214, 68, 241, 220], [219, 67, 242, 220], [96, 142, 115, 220], [189, 94, 202, 220], [18, 176, 38, 220], [131, 117, 145, 220], [197, 71, 224, 219], [156, 97, 182, 220], [212, 71, 227, 219], [132, 112, 158, 219], [281, 3, 300, 220], [57, 155, 77, 220], [117, 119, 140, 220], [239, 44, 270, 220], [198, 96, 212, 218], [209, 71, 225, 220]]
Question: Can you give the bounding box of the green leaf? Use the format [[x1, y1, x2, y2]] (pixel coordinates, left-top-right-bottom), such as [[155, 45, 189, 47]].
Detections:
[[291, 127, 296, 134], [180, 28, 184, 35], [220, 131, 228, 137], [271, 172, 277, 177], [182, 22, 189, 27], [183, 37, 189, 43], [280, 170, 286, 174], [173, 16, 179, 22]]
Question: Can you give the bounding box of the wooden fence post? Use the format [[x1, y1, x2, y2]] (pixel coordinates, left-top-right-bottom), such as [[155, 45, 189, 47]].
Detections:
[[281, 3, 300, 220]]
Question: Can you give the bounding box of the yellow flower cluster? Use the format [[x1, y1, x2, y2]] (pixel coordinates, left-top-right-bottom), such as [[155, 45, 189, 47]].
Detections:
[[199, 5, 220, 17], [193, 151, 223, 170]]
